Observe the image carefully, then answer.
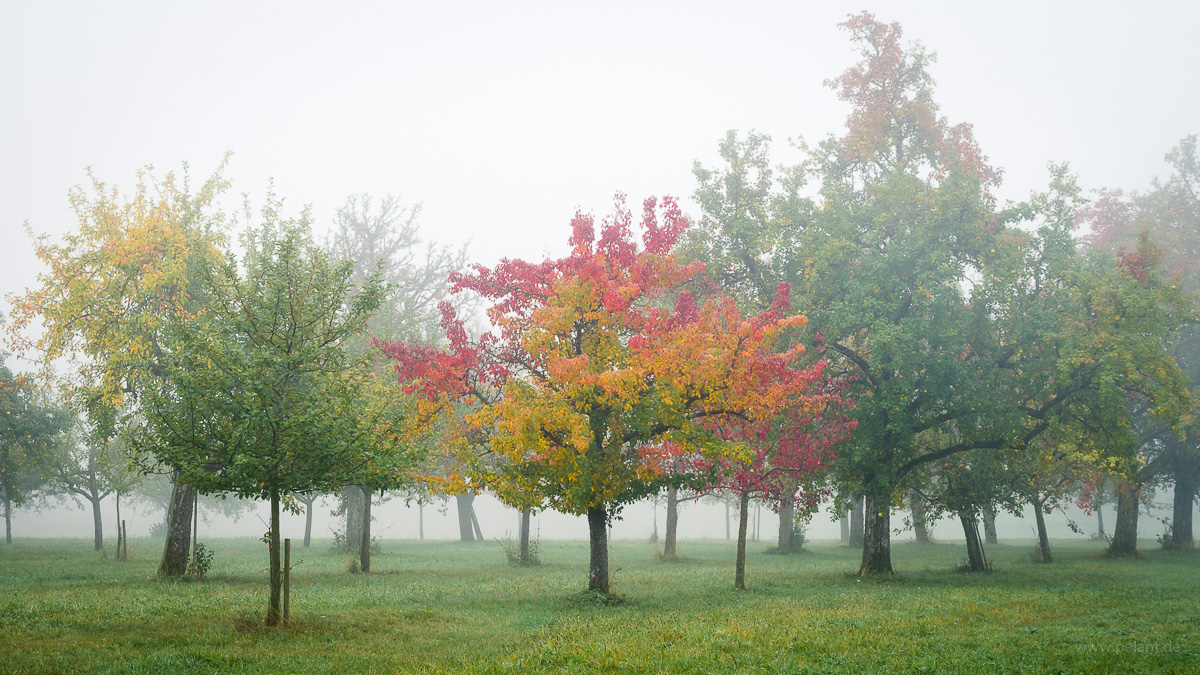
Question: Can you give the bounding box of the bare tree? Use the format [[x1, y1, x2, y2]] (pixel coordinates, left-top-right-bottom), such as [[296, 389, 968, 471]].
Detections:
[[325, 193, 472, 346], [325, 193, 474, 553]]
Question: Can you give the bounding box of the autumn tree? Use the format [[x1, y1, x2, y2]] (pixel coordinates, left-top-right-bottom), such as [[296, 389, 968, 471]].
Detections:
[[987, 172, 1195, 561], [685, 372, 855, 588], [793, 14, 1191, 576], [686, 130, 823, 553], [1080, 136, 1200, 551], [385, 195, 826, 595], [134, 206, 420, 625], [6, 160, 230, 575], [798, 12, 1012, 575]]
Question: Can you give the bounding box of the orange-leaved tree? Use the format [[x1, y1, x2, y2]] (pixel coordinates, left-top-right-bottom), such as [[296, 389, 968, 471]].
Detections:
[[382, 194, 837, 595], [5, 160, 230, 576]]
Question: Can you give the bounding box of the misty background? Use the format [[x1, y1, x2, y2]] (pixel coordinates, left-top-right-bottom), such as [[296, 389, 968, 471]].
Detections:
[[3, 0, 1196, 545]]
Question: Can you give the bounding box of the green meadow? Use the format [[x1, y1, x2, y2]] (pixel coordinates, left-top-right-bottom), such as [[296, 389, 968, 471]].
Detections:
[[1, 537, 1197, 673]]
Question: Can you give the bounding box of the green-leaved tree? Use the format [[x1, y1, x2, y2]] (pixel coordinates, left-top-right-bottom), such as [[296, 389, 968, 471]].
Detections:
[[135, 204, 421, 625]]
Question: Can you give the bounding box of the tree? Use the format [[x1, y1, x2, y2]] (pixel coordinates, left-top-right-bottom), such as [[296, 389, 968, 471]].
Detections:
[[325, 193, 471, 345], [686, 129, 810, 309], [795, 14, 1191, 576], [659, 457, 687, 561], [963, 182, 1189, 563], [687, 130, 826, 558], [907, 490, 931, 543], [1098, 392, 1185, 557], [1011, 442, 1093, 563], [385, 195, 823, 595], [911, 444, 1023, 572], [297, 492, 322, 548], [6, 160, 230, 574], [682, 372, 855, 588], [847, 494, 864, 547], [798, 12, 1009, 575], [0, 358, 70, 543], [45, 425, 138, 551], [134, 207, 420, 625], [324, 193, 471, 554], [1080, 136, 1200, 551]]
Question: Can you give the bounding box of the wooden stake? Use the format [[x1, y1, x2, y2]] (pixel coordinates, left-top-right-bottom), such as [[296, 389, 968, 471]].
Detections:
[[121, 520, 128, 560], [192, 492, 199, 561], [283, 538, 291, 625]]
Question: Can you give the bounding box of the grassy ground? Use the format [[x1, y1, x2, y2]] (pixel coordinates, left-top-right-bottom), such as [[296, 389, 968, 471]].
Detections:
[[1, 536, 1197, 674]]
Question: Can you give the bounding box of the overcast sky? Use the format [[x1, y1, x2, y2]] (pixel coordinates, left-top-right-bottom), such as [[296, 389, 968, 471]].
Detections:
[[4, 1, 1198, 306], [3, 1, 1197, 540]]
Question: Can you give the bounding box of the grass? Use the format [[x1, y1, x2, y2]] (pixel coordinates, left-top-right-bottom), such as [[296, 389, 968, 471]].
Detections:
[[1, 536, 1197, 673]]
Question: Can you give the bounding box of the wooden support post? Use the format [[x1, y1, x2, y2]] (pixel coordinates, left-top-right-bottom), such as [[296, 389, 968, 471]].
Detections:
[[283, 538, 291, 625], [192, 492, 199, 561], [121, 520, 128, 561]]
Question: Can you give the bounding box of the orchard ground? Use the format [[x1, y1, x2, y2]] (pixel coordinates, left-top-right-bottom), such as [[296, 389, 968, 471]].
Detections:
[[1, 538, 1197, 673]]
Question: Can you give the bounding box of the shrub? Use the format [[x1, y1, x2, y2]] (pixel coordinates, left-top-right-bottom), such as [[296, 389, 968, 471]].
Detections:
[[188, 543, 214, 579]]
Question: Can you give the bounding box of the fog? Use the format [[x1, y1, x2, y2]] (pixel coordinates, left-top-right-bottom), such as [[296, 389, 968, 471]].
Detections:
[[4, 1, 1199, 298], [13, 492, 1188, 546], [3, 3, 1198, 549]]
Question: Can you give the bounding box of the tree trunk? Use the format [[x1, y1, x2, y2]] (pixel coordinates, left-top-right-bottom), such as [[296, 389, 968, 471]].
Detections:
[[519, 506, 531, 564], [587, 505, 610, 594], [735, 490, 750, 590], [839, 510, 849, 545], [343, 485, 364, 552], [1033, 499, 1052, 562], [650, 498, 659, 542], [418, 502, 424, 540], [360, 489, 372, 573], [471, 508, 483, 540], [303, 499, 313, 548], [1097, 502, 1106, 539], [90, 496, 104, 551], [1108, 444, 1179, 555], [456, 493, 476, 542], [157, 480, 194, 577], [849, 494, 865, 548], [267, 490, 282, 626], [663, 485, 679, 560], [859, 490, 892, 576], [1167, 453, 1196, 551], [1108, 483, 1141, 557], [5, 494, 12, 544], [910, 491, 929, 543], [777, 493, 796, 552], [982, 505, 998, 545], [960, 512, 988, 572]]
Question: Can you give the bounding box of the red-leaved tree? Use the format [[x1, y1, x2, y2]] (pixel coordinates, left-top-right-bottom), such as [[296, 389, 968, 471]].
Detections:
[[381, 194, 845, 595]]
